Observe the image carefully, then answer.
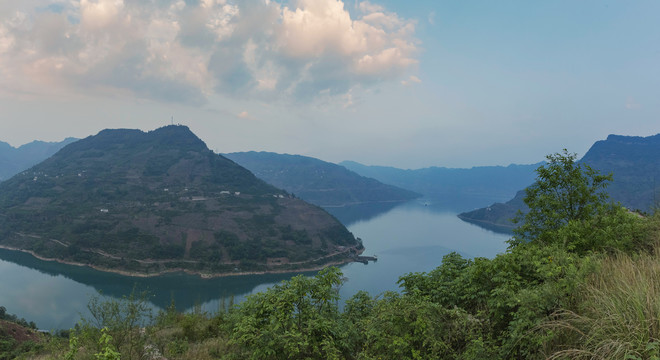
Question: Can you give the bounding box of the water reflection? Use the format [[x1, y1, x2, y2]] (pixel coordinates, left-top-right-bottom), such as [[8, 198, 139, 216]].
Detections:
[[0, 248, 312, 309], [323, 201, 406, 226], [323, 193, 510, 228], [0, 198, 510, 330]]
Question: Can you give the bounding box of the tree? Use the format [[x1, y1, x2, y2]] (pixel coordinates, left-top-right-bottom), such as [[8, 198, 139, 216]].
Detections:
[[513, 149, 613, 246], [229, 267, 348, 359], [80, 290, 152, 360]]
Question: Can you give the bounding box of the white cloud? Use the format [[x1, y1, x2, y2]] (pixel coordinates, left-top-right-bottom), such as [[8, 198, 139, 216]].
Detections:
[[401, 75, 421, 86], [278, 0, 364, 58], [204, 2, 239, 41], [0, 0, 419, 105], [80, 0, 125, 31], [359, 1, 384, 14], [0, 24, 14, 54], [355, 47, 417, 76]]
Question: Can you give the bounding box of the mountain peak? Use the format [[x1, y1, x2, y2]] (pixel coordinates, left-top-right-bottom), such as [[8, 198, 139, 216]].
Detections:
[[67, 126, 207, 154], [147, 125, 208, 150], [604, 134, 660, 144], [0, 127, 359, 276]]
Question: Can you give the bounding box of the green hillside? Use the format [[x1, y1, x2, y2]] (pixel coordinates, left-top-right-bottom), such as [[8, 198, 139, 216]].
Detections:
[[0, 126, 360, 275], [580, 134, 660, 212], [0, 138, 77, 181], [8, 152, 660, 360], [459, 134, 660, 231], [225, 151, 420, 207]]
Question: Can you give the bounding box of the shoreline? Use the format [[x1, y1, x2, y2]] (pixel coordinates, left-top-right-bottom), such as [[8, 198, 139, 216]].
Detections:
[[456, 214, 515, 234], [319, 199, 417, 208], [0, 244, 363, 279]]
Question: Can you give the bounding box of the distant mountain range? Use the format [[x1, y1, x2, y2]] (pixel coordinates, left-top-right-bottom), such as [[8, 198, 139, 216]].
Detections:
[[459, 134, 660, 232], [340, 161, 541, 211], [224, 151, 421, 207], [0, 138, 78, 181], [0, 126, 360, 276]]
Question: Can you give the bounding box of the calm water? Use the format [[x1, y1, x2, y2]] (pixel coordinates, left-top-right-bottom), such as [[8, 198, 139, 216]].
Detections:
[[0, 198, 509, 330]]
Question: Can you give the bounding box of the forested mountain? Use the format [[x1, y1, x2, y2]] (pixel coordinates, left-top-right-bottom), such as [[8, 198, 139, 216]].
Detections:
[[580, 134, 660, 211], [0, 126, 359, 275], [0, 138, 78, 181], [340, 160, 540, 210], [6, 147, 660, 359], [459, 134, 660, 231], [224, 151, 420, 207]]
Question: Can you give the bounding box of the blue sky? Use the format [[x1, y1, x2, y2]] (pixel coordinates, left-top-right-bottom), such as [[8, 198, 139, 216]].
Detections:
[[0, 0, 658, 168]]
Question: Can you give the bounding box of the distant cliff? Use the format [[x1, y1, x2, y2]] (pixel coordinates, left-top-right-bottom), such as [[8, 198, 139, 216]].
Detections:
[[459, 134, 660, 231], [580, 134, 660, 212], [224, 151, 420, 207], [0, 126, 360, 276]]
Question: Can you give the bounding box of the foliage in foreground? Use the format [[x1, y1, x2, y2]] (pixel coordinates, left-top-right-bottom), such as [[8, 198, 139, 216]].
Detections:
[[15, 215, 656, 359], [7, 149, 660, 359]]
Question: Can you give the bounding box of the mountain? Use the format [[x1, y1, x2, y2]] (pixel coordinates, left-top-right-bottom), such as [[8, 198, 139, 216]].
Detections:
[[224, 152, 420, 207], [457, 191, 526, 233], [459, 134, 660, 232], [340, 160, 541, 211], [0, 126, 360, 276], [580, 134, 660, 211], [0, 138, 78, 181]]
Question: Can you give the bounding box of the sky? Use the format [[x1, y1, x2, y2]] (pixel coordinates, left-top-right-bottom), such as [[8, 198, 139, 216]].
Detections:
[[0, 0, 658, 169]]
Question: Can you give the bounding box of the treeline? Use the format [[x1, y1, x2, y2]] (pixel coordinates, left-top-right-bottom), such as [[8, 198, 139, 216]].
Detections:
[[0, 307, 38, 360], [0, 307, 36, 331], [7, 150, 660, 359]]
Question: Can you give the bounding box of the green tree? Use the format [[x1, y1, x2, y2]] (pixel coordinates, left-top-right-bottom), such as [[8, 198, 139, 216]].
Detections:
[[94, 328, 121, 360], [80, 290, 151, 360], [357, 291, 486, 360], [513, 149, 613, 247], [229, 267, 347, 359]]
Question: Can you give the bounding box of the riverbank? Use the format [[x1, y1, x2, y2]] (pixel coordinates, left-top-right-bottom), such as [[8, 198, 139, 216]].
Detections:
[[456, 214, 514, 234], [0, 244, 364, 279]]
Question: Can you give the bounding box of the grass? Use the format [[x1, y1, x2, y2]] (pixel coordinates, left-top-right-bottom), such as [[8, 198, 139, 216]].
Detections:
[[546, 243, 660, 359]]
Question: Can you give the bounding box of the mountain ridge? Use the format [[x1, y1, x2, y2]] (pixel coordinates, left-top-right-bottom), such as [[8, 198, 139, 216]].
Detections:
[[0, 138, 78, 181], [459, 133, 660, 232], [224, 151, 421, 207], [0, 126, 361, 276], [340, 160, 541, 211]]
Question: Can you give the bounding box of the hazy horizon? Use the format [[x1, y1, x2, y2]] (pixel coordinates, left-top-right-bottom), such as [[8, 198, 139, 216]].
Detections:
[[0, 127, 647, 170]]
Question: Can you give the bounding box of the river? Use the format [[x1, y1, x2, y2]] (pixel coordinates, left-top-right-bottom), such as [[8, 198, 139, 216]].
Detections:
[[0, 198, 510, 330]]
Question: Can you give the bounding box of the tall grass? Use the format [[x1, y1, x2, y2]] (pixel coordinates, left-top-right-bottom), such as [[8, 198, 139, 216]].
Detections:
[[546, 244, 660, 360]]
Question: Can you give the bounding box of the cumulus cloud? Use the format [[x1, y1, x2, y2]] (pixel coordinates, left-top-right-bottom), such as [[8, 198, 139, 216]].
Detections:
[[80, 0, 125, 31], [0, 0, 419, 105]]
